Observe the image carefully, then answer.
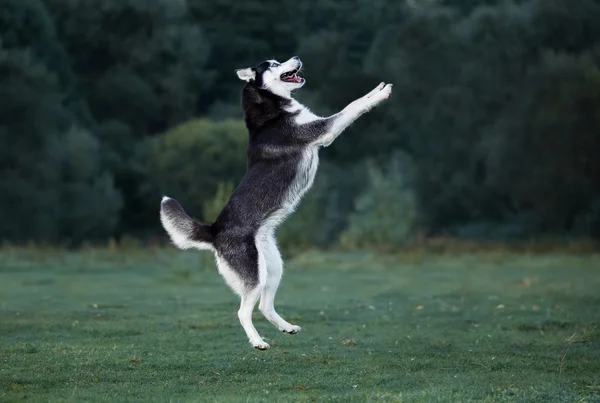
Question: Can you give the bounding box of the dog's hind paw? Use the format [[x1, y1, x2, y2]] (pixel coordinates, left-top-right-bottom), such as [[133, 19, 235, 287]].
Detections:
[[282, 325, 301, 335], [252, 341, 270, 350]]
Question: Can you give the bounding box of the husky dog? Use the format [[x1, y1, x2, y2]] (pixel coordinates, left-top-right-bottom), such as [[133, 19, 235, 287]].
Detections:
[[160, 56, 392, 350]]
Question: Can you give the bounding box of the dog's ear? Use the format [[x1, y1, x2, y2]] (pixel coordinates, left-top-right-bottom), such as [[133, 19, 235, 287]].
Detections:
[[235, 68, 256, 82]]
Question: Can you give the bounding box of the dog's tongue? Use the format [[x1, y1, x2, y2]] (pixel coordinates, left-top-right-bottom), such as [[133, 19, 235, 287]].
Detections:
[[283, 72, 302, 83]]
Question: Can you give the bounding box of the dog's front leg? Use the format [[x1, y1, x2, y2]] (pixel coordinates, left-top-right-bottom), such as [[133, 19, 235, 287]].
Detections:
[[316, 82, 392, 147]]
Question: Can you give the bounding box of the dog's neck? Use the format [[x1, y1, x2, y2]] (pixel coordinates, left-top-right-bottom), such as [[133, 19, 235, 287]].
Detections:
[[262, 82, 292, 99], [241, 83, 294, 133]]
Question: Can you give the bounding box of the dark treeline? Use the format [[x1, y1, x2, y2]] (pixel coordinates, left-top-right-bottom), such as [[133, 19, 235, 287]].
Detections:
[[1, 0, 599, 249]]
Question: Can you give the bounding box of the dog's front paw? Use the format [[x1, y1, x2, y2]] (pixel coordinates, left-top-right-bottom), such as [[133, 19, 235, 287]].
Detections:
[[366, 82, 386, 98], [376, 83, 393, 100], [366, 83, 392, 108], [366, 82, 392, 99]]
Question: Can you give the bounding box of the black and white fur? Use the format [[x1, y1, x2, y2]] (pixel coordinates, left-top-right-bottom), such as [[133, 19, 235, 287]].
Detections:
[[160, 56, 392, 350]]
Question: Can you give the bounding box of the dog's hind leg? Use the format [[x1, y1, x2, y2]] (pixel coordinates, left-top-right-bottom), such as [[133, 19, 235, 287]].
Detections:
[[238, 284, 269, 350], [258, 235, 301, 334], [216, 243, 269, 350]]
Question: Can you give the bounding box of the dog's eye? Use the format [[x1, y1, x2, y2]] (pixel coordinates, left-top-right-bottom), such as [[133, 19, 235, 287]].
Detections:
[[271, 63, 280, 68]]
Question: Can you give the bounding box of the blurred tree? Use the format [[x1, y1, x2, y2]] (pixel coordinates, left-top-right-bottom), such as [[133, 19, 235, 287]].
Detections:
[[531, 0, 600, 54], [483, 51, 600, 236], [51, 126, 123, 240], [0, 0, 92, 122], [203, 181, 235, 222], [340, 152, 417, 249], [0, 47, 121, 242], [41, 0, 213, 238], [42, 0, 212, 135], [141, 119, 248, 223], [2, 0, 600, 244]]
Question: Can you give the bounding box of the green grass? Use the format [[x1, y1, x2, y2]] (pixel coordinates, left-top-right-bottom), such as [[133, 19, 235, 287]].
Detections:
[[1, 247, 599, 402]]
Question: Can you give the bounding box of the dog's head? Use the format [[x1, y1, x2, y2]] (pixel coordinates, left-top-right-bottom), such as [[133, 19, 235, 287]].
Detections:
[[235, 56, 305, 99]]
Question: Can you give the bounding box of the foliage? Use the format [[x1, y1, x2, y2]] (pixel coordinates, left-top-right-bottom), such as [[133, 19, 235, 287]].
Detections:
[[0, 45, 120, 243], [42, 0, 212, 134], [483, 50, 600, 236], [2, 0, 600, 246], [202, 181, 235, 223], [141, 119, 248, 222], [340, 152, 417, 250]]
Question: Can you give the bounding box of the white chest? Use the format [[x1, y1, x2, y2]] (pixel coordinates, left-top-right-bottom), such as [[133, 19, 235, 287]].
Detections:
[[260, 147, 320, 235], [287, 147, 319, 208]]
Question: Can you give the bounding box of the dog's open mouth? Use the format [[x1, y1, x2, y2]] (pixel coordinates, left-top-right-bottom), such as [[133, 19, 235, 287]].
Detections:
[[281, 69, 303, 83]]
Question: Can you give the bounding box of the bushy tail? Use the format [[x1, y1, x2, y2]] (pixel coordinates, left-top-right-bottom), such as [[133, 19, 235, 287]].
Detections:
[[160, 196, 215, 251]]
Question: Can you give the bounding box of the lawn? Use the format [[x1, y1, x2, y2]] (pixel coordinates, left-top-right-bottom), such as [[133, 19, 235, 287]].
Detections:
[[1, 247, 599, 402]]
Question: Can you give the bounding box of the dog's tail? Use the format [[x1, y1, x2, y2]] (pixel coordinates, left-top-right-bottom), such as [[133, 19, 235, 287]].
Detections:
[[160, 196, 215, 251]]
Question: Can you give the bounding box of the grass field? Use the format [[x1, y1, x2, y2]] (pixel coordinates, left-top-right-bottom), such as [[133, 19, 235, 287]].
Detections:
[[1, 247, 599, 402]]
